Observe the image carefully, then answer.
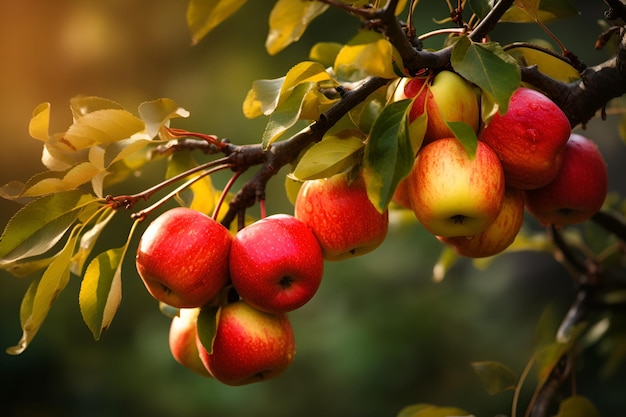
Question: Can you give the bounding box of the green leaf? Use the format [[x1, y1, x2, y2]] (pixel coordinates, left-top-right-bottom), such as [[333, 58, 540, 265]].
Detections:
[[0, 190, 98, 267], [468, 0, 493, 19], [471, 361, 518, 395], [397, 403, 472, 417], [6, 225, 80, 355], [553, 396, 600, 417], [451, 37, 521, 114], [309, 42, 343, 68], [446, 121, 478, 159], [138, 98, 190, 139], [196, 305, 221, 354], [266, 0, 329, 55], [291, 133, 365, 180], [79, 246, 125, 340], [261, 82, 314, 148], [501, 0, 579, 23], [71, 207, 117, 275], [186, 0, 247, 45], [362, 99, 415, 213], [243, 77, 285, 119]]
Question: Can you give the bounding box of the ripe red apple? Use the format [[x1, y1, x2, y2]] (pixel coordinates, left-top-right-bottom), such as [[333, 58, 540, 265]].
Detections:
[[439, 187, 526, 258], [196, 301, 296, 386], [408, 137, 505, 237], [394, 70, 480, 146], [524, 133, 608, 227], [294, 173, 389, 261], [479, 87, 571, 189], [229, 214, 324, 313], [136, 207, 232, 308], [169, 308, 212, 377]]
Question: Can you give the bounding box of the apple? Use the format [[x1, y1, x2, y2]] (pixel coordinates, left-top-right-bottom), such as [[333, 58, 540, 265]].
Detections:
[[294, 173, 389, 261], [439, 187, 526, 258], [479, 87, 571, 189], [392, 176, 412, 210], [169, 308, 212, 377], [408, 137, 505, 237], [136, 207, 232, 308], [229, 214, 324, 313], [525, 133, 608, 227], [394, 70, 480, 146], [196, 301, 296, 386]]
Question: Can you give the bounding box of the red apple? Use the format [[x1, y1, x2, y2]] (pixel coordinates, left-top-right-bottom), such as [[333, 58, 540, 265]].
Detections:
[[525, 133, 608, 227], [394, 71, 480, 146], [169, 308, 212, 377], [479, 87, 571, 189], [229, 214, 324, 313], [136, 207, 232, 308], [392, 176, 412, 209], [196, 301, 296, 386], [439, 187, 526, 258], [408, 137, 505, 237], [294, 173, 389, 261]]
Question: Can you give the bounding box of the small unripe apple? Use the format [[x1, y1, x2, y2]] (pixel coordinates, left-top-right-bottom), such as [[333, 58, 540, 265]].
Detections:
[[169, 308, 212, 377], [136, 207, 232, 308], [408, 137, 505, 237], [294, 173, 389, 261], [229, 214, 324, 313], [525, 133, 608, 227], [439, 187, 526, 258], [479, 87, 571, 189], [394, 71, 480, 146], [196, 301, 296, 386]]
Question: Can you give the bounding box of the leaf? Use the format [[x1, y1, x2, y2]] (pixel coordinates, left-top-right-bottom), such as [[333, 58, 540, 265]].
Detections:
[[186, 0, 247, 45], [451, 37, 521, 114], [63, 109, 146, 150], [334, 31, 402, 80], [468, 0, 493, 19], [6, 225, 80, 355], [506, 45, 580, 83], [29, 102, 51, 141], [266, 0, 329, 55], [291, 133, 365, 180], [71, 207, 117, 275], [0, 190, 98, 267], [138, 98, 190, 139], [70, 96, 124, 119], [397, 403, 472, 417], [309, 42, 343, 68], [553, 396, 600, 417], [471, 361, 518, 395], [501, 0, 579, 23], [446, 121, 478, 159], [165, 151, 216, 214], [79, 246, 125, 340], [196, 305, 221, 355], [243, 77, 286, 119], [362, 99, 415, 213]]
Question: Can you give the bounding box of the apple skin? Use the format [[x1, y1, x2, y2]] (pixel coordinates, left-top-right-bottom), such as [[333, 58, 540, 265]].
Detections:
[[524, 133, 608, 227], [136, 207, 232, 308], [479, 87, 571, 189], [408, 137, 505, 238], [196, 301, 296, 386], [392, 176, 413, 210], [169, 308, 212, 377], [229, 214, 324, 314], [439, 187, 526, 258], [394, 71, 480, 146], [294, 173, 389, 261]]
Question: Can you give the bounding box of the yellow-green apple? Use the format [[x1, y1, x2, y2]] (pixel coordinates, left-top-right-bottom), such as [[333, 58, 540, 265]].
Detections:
[[294, 173, 389, 261], [439, 187, 525, 258], [525, 133, 608, 227], [392, 176, 412, 210], [479, 87, 571, 189], [229, 214, 324, 313], [196, 301, 295, 386], [168, 308, 212, 377], [408, 137, 505, 237], [393, 71, 480, 146], [136, 207, 232, 308]]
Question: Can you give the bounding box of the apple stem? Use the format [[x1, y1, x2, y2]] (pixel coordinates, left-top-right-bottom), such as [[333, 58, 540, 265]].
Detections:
[[164, 127, 228, 152], [259, 199, 267, 220]]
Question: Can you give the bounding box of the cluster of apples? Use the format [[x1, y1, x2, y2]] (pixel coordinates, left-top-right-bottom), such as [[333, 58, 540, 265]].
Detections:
[[135, 171, 389, 385], [392, 70, 609, 258]]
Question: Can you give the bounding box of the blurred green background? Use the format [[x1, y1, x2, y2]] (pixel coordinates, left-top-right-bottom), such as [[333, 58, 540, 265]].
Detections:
[[1, 1, 625, 416]]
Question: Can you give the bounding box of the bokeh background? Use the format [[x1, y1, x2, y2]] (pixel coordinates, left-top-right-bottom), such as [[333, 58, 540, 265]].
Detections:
[[1, 1, 625, 416]]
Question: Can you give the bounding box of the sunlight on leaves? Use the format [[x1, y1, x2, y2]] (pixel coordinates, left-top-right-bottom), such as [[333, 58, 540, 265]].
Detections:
[[266, 0, 328, 55], [335, 31, 402, 80], [291, 133, 365, 181], [506, 45, 580, 83], [309, 42, 343, 68], [70, 96, 124, 119], [138, 98, 190, 139], [29, 102, 51, 141], [186, 0, 247, 45]]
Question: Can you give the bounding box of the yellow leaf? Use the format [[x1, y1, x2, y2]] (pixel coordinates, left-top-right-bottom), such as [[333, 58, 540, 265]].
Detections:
[[29, 102, 51, 142], [266, 0, 328, 55], [335, 31, 400, 80], [186, 0, 247, 45]]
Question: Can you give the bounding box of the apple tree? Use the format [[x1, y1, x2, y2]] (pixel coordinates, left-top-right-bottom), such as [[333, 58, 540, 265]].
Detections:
[[2, 0, 626, 415]]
